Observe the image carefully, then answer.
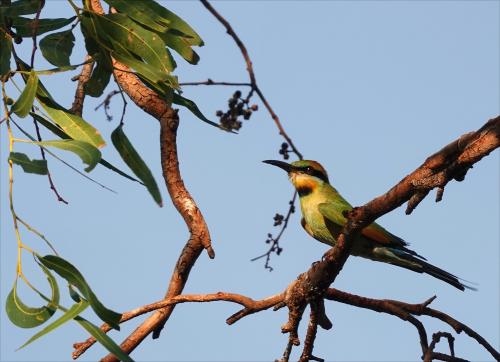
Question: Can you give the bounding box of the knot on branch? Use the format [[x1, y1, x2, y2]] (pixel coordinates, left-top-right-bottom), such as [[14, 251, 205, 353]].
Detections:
[[161, 109, 179, 131]]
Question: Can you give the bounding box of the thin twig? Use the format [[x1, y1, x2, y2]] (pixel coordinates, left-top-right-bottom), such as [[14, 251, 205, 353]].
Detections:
[[30, 0, 45, 68], [200, 0, 303, 160], [72, 291, 283, 359], [32, 116, 68, 204], [180, 79, 251, 87], [251, 191, 297, 270]]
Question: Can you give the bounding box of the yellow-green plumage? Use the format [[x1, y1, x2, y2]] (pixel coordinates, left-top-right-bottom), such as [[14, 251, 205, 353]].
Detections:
[[263, 159, 471, 291]]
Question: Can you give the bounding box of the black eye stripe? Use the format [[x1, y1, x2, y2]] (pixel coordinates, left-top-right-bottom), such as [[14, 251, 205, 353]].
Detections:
[[294, 166, 329, 183]]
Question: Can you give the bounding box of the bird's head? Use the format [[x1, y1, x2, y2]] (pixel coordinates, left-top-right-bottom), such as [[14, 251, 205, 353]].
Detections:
[[263, 159, 329, 195]]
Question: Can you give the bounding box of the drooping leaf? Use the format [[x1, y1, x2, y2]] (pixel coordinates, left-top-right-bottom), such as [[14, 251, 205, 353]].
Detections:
[[160, 32, 199, 65], [102, 0, 169, 33], [75, 318, 133, 362], [0, 0, 41, 16], [36, 93, 105, 148], [11, 70, 38, 117], [99, 158, 143, 184], [8, 152, 47, 175], [11, 16, 76, 37], [18, 300, 89, 350], [111, 125, 162, 206], [39, 30, 75, 67], [173, 93, 221, 129], [37, 255, 122, 330], [30, 112, 142, 183], [32, 140, 101, 172], [84, 12, 173, 73], [0, 30, 12, 78], [68, 285, 81, 303], [5, 267, 59, 328], [84, 55, 112, 97], [103, 0, 203, 46], [16, 59, 105, 148]]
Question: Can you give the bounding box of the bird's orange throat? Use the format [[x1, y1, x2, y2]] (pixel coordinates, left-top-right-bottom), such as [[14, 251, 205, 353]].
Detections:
[[290, 174, 319, 196]]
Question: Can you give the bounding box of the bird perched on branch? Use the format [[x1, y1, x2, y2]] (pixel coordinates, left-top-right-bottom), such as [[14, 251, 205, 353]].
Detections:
[[263, 159, 472, 291]]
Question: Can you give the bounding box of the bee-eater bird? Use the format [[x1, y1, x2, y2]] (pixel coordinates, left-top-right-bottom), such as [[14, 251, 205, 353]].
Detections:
[[263, 159, 470, 291]]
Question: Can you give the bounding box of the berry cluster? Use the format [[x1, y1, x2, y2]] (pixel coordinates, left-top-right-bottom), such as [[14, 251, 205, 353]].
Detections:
[[216, 90, 258, 131], [273, 213, 284, 226], [279, 142, 290, 160], [265, 233, 283, 255]]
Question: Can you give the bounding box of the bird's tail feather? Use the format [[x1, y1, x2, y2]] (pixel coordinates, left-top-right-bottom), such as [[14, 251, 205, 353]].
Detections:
[[374, 247, 475, 291]]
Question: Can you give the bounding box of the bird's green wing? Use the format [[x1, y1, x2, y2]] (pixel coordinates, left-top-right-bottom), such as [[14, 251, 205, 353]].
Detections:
[[318, 202, 350, 227], [318, 202, 409, 247]]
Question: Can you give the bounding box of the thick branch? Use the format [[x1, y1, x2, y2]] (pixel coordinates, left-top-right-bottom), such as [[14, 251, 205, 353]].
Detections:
[[84, 2, 215, 361], [280, 116, 499, 358]]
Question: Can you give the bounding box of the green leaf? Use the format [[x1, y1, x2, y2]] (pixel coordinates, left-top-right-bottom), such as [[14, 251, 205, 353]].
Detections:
[[11, 16, 76, 37], [36, 94, 105, 148], [160, 32, 199, 65], [11, 70, 38, 117], [111, 125, 162, 206], [0, 30, 12, 78], [18, 300, 89, 350], [68, 285, 81, 303], [30, 112, 142, 183], [39, 30, 75, 67], [84, 12, 173, 73], [99, 158, 143, 185], [16, 59, 105, 148], [173, 93, 221, 129], [103, 0, 203, 46], [75, 318, 133, 362], [84, 55, 112, 97], [8, 152, 47, 175], [5, 267, 59, 328], [102, 0, 169, 33], [37, 255, 122, 330], [0, 0, 41, 16], [32, 140, 101, 172]]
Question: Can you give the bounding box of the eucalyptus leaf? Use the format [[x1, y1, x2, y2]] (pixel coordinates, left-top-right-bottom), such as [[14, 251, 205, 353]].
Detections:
[[8, 152, 47, 175], [103, 0, 203, 46], [75, 318, 133, 362], [39, 30, 75, 67], [11, 70, 38, 117], [173, 93, 221, 129], [36, 93, 106, 148], [5, 269, 59, 328], [84, 12, 173, 73], [37, 255, 122, 330], [0, 0, 41, 16], [0, 30, 12, 78], [111, 125, 162, 206], [18, 300, 89, 350], [17, 59, 105, 148], [84, 55, 112, 97], [30, 112, 142, 183], [160, 32, 199, 65], [32, 140, 101, 172], [12, 16, 76, 37]]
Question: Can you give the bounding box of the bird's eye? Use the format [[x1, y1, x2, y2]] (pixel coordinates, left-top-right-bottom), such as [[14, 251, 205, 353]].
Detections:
[[305, 167, 313, 173]]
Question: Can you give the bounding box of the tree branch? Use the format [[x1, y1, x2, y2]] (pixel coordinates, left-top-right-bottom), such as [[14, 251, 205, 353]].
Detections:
[[276, 116, 499, 358], [69, 55, 93, 117], [83, 1, 215, 361]]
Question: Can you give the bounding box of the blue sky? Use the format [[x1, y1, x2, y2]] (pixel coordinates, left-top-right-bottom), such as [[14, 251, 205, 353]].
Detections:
[[1, 1, 499, 361]]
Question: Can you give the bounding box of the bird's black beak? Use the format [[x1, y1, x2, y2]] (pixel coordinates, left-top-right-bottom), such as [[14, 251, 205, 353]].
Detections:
[[262, 160, 292, 173]]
